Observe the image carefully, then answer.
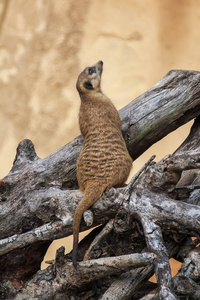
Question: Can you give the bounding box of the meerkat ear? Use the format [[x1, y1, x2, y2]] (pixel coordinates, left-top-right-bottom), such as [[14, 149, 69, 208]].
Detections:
[[83, 80, 94, 90]]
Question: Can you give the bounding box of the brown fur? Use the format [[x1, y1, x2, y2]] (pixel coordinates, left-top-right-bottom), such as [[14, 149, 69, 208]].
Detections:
[[72, 61, 132, 268]]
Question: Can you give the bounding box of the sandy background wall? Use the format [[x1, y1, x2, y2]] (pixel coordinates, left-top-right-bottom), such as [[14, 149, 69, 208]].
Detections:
[[0, 0, 200, 271]]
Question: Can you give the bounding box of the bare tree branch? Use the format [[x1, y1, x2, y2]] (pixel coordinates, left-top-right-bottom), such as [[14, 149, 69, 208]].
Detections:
[[1, 69, 200, 298], [140, 217, 176, 299], [13, 252, 156, 300]]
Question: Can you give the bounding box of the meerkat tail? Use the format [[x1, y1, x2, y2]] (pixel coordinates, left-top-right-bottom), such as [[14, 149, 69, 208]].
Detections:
[[72, 185, 105, 269]]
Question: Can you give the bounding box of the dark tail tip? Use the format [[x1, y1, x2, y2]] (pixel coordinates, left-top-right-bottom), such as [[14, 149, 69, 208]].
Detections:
[[72, 245, 78, 270], [72, 257, 77, 270]]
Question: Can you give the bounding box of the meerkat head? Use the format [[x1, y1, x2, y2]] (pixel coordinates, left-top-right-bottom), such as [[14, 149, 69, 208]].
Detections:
[[76, 60, 103, 94]]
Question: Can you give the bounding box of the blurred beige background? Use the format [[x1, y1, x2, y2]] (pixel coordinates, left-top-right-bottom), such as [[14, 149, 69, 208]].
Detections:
[[0, 0, 199, 270]]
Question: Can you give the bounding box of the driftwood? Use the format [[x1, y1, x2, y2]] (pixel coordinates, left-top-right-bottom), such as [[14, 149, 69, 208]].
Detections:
[[0, 69, 200, 299]]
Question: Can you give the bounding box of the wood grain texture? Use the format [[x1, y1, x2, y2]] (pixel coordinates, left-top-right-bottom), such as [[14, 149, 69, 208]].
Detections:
[[0, 70, 200, 299]]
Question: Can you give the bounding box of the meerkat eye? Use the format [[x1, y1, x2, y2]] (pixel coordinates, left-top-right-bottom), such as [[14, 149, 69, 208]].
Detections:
[[88, 67, 96, 75]]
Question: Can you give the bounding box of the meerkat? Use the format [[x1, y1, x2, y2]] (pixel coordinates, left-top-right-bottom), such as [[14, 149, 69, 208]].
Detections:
[[72, 60, 132, 269]]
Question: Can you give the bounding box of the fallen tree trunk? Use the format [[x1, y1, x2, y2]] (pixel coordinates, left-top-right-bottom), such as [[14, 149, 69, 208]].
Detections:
[[0, 70, 200, 299]]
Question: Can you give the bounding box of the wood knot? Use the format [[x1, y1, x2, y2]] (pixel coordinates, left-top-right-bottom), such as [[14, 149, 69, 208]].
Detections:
[[0, 180, 6, 194], [0, 180, 8, 201]]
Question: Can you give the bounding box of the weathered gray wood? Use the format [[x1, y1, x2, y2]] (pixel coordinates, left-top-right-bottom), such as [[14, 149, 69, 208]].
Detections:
[[140, 218, 177, 300], [1, 70, 200, 240], [14, 253, 156, 300], [1, 150, 200, 298], [173, 248, 200, 299], [1, 69, 200, 299], [4, 69, 200, 189], [120, 69, 200, 159], [1, 152, 200, 256]]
